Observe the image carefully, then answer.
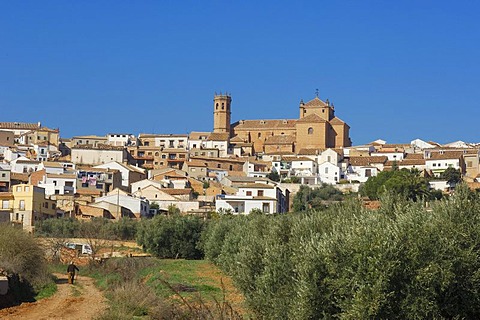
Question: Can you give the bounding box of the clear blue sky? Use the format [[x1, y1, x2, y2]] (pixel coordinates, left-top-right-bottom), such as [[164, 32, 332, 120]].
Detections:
[[1, 1, 479, 144]]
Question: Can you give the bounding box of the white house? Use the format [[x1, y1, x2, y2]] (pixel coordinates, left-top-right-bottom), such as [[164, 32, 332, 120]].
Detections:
[[371, 150, 405, 161], [71, 145, 127, 165], [424, 150, 464, 177], [215, 182, 288, 214], [107, 133, 134, 146], [95, 190, 149, 218], [411, 138, 435, 150], [10, 157, 40, 173], [94, 161, 145, 190], [37, 173, 77, 196], [132, 184, 199, 213], [318, 161, 342, 184]]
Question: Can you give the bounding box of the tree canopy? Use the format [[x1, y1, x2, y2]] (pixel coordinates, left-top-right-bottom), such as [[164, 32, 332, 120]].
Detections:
[[292, 184, 344, 211], [360, 168, 436, 201]]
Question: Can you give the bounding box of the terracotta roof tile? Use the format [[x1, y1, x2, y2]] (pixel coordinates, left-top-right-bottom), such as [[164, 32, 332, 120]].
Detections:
[[0, 122, 41, 130], [349, 156, 388, 166], [230, 135, 245, 143], [161, 188, 192, 195], [330, 117, 346, 125], [207, 132, 230, 141], [297, 148, 325, 155], [303, 97, 327, 107], [296, 113, 326, 123], [232, 119, 296, 130], [189, 132, 211, 140]]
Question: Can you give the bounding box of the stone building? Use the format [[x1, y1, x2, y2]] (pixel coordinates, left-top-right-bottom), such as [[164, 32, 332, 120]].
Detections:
[[212, 93, 352, 155]]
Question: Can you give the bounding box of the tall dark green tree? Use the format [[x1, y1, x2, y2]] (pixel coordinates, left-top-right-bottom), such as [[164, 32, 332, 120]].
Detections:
[[440, 167, 462, 185]]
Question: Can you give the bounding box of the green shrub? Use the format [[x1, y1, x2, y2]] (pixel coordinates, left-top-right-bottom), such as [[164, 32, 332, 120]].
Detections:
[[0, 224, 53, 303], [202, 188, 480, 319], [137, 215, 205, 259]]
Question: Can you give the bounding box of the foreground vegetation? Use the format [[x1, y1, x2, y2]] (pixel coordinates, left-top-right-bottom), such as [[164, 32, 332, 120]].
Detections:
[[0, 224, 55, 307], [49, 258, 243, 320], [202, 184, 480, 319], [33, 182, 480, 318]]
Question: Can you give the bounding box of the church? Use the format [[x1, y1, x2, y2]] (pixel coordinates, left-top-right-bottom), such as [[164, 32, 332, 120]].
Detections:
[[212, 93, 352, 156]]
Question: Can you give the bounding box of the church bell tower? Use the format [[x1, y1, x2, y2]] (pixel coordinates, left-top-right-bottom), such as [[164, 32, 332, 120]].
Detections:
[[213, 93, 231, 134]]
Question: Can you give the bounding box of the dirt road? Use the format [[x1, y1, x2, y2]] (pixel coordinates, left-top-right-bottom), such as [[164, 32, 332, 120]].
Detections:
[[0, 273, 106, 320]]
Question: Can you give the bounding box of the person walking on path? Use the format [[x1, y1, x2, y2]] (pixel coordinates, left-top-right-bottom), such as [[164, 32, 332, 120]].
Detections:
[[67, 261, 79, 284]]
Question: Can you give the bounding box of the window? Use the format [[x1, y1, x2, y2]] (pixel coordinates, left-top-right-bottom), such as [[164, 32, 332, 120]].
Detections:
[[246, 191, 252, 196], [325, 167, 328, 174], [16, 186, 21, 192], [365, 169, 372, 177], [144, 141, 150, 146], [1, 173, 5, 178], [308, 127, 314, 135], [467, 161, 473, 167], [258, 190, 264, 196], [327, 156, 331, 162], [222, 103, 225, 110], [229, 165, 233, 170], [217, 164, 221, 168], [52, 203, 56, 209], [258, 132, 261, 138], [25, 186, 30, 192], [262, 203, 270, 213], [19, 200, 25, 211], [2, 200, 8, 209], [216, 103, 219, 110], [82, 182, 89, 187]]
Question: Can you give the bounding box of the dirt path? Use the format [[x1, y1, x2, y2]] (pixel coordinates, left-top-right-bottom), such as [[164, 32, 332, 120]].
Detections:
[[0, 273, 107, 320]]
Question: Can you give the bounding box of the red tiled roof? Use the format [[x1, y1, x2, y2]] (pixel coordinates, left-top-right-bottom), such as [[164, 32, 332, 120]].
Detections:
[[303, 97, 327, 107], [296, 114, 326, 123]]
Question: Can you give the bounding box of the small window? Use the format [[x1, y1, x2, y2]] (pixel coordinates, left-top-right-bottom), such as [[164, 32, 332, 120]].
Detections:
[[308, 127, 314, 135], [258, 190, 264, 196], [246, 191, 252, 196], [222, 103, 225, 110], [25, 186, 30, 192], [258, 132, 261, 138]]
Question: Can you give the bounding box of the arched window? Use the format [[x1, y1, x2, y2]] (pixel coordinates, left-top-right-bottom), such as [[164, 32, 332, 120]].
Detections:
[[308, 127, 314, 135], [258, 132, 261, 138], [216, 103, 219, 110], [222, 103, 225, 110]]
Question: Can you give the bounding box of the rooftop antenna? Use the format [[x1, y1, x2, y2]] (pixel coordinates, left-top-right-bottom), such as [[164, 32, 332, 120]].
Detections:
[[315, 89, 319, 97]]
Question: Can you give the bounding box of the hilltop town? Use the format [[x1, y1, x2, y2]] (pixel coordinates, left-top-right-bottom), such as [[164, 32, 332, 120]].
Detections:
[[0, 93, 479, 230]]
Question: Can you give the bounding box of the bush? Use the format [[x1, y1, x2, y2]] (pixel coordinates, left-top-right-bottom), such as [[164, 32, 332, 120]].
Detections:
[[137, 215, 205, 259], [35, 217, 138, 240], [202, 188, 480, 319], [0, 224, 52, 303]]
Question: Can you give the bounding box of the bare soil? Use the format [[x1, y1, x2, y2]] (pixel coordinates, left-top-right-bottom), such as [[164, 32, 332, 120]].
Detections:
[[0, 273, 106, 320]]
